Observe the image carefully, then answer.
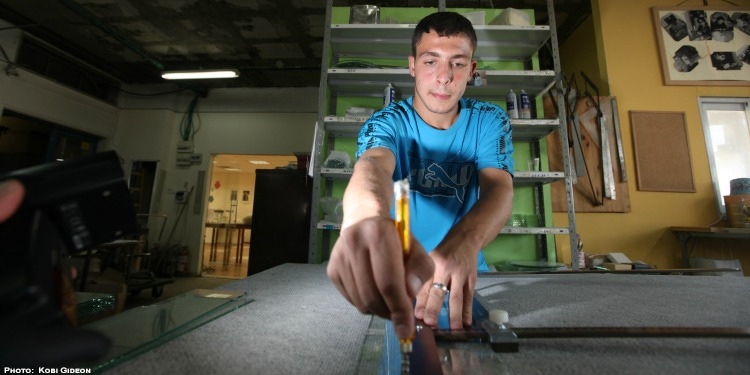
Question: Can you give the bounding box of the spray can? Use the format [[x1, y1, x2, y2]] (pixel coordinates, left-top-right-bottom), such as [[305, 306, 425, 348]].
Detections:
[[384, 83, 395, 107], [519, 90, 531, 119], [506, 89, 519, 119]]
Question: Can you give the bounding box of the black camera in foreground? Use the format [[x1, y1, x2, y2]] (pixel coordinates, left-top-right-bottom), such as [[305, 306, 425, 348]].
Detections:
[[0, 150, 137, 366]]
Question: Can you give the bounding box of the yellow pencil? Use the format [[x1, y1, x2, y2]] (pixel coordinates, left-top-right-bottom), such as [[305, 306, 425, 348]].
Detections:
[[394, 178, 412, 374], [394, 178, 410, 254]]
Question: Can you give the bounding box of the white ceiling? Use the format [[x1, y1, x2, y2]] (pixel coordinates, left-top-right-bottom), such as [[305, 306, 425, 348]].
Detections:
[[0, 0, 591, 91]]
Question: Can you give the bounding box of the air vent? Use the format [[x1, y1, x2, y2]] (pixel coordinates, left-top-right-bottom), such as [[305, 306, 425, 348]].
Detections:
[[15, 37, 120, 105]]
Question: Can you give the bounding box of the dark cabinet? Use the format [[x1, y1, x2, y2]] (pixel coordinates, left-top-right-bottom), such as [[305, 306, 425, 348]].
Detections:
[[248, 169, 312, 275]]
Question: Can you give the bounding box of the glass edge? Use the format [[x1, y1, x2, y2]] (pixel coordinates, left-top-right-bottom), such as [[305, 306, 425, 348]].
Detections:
[[90, 295, 254, 373]]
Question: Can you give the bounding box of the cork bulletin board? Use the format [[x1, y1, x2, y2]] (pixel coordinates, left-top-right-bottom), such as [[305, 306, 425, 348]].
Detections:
[[630, 111, 696, 192]]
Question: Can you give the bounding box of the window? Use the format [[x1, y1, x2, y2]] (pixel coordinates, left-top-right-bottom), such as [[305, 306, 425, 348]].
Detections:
[[0, 109, 99, 173], [698, 97, 750, 216]]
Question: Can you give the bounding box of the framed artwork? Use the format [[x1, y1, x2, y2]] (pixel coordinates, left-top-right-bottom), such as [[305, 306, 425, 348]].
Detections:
[[652, 6, 750, 86]]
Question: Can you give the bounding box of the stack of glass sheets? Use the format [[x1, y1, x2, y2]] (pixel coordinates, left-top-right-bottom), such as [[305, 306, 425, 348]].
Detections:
[[83, 289, 252, 372], [76, 292, 117, 321]]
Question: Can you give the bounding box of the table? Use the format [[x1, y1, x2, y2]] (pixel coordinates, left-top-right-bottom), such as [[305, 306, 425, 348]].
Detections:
[[102, 263, 750, 374], [670, 226, 750, 268], [205, 222, 252, 265]]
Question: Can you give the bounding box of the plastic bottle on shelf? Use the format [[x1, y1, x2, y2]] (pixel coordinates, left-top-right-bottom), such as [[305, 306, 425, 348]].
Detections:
[[384, 83, 395, 107], [519, 90, 531, 119], [506, 89, 519, 119]]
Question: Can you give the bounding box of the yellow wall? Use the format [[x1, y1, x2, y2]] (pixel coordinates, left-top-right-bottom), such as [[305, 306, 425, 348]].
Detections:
[[560, 14, 608, 95], [554, 0, 750, 274]]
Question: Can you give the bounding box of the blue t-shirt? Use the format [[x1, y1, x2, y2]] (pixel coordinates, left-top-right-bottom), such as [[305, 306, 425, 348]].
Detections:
[[356, 96, 514, 271]]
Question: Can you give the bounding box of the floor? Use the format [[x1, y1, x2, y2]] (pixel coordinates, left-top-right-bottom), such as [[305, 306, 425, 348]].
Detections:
[[119, 241, 250, 311], [123, 275, 235, 311], [200, 241, 249, 279]]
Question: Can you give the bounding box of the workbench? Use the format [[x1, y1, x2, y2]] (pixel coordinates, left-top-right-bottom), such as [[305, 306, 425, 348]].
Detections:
[[100, 263, 750, 374], [670, 226, 750, 268]]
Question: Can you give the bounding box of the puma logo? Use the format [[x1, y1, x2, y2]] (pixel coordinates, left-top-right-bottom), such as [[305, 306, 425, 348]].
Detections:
[[424, 163, 468, 203]]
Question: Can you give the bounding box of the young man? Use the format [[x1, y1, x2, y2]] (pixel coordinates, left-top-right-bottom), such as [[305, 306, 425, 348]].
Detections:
[[326, 12, 514, 341]]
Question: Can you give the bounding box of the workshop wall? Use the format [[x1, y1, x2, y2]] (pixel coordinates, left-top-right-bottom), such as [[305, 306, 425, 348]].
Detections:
[[553, 0, 750, 274], [559, 15, 607, 95], [0, 18, 317, 276], [114, 107, 316, 274], [0, 20, 118, 141]]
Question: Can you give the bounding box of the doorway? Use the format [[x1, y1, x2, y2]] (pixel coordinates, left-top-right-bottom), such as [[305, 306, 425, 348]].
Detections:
[[201, 153, 297, 279]]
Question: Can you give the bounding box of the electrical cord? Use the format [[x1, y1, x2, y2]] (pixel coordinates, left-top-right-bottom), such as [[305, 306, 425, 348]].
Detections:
[[179, 95, 201, 141]]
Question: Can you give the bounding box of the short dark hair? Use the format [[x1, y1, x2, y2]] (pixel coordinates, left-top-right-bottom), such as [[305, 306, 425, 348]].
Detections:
[[411, 12, 478, 57]]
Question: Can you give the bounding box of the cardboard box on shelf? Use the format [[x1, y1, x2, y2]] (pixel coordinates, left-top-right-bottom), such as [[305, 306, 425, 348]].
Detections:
[[489, 8, 531, 26], [607, 252, 633, 264], [602, 262, 632, 271]]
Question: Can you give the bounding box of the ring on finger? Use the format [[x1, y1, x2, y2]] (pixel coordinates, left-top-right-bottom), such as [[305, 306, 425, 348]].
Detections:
[[431, 282, 449, 295]]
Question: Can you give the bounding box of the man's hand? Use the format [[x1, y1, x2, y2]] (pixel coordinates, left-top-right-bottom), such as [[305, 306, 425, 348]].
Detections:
[[327, 216, 434, 339], [414, 168, 513, 330], [0, 179, 24, 222], [414, 246, 478, 329]]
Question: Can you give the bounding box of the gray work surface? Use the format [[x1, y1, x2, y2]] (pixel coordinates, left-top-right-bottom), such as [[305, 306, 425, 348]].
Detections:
[[106, 263, 750, 375]]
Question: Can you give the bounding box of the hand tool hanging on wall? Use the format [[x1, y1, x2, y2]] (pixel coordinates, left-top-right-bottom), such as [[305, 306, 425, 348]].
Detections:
[[578, 103, 603, 205], [599, 108, 616, 199], [581, 71, 616, 201], [565, 74, 587, 179], [610, 97, 628, 182], [550, 73, 599, 205]]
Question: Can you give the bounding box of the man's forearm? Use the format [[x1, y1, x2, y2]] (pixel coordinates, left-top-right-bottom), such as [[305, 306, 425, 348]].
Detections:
[[341, 154, 395, 230], [437, 170, 514, 255]]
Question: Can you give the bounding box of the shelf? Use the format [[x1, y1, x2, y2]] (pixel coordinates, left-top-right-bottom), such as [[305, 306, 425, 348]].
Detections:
[[317, 221, 342, 230], [323, 116, 560, 141], [316, 220, 569, 235], [510, 118, 561, 140], [330, 24, 551, 61], [324, 118, 363, 137], [513, 171, 565, 185], [321, 167, 354, 179], [320, 168, 564, 186], [327, 68, 556, 99], [501, 227, 569, 235]]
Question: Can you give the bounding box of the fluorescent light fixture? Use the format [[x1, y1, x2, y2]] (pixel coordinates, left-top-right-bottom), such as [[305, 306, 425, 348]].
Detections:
[[161, 69, 239, 80], [249, 160, 269, 165]]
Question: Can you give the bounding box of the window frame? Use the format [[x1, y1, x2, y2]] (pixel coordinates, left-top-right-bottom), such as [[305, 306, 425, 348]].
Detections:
[[698, 96, 750, 217]]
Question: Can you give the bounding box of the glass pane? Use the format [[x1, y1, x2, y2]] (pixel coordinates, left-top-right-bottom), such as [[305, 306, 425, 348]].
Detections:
[[706, 109, 750, 199], [83, 289, 253, 371], [50, 132, 95, 162]]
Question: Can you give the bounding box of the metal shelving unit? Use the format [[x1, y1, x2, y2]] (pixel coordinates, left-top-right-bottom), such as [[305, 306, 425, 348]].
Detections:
[[328, 68, 556, 98], [308, 1, 578, 268], [330, 24, 552, 61]]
